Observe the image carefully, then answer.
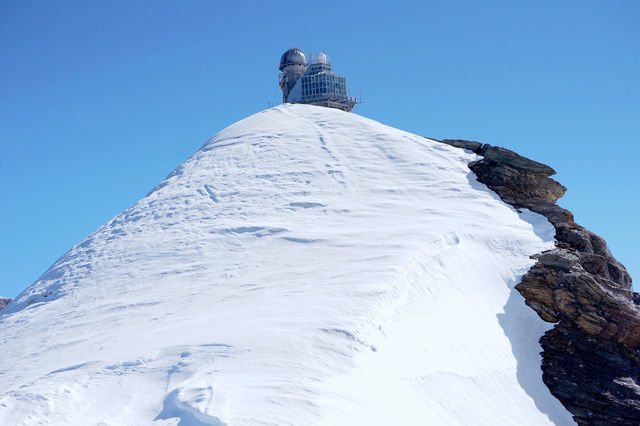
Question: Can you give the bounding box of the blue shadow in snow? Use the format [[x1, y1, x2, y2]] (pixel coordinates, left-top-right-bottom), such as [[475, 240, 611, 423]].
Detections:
[[154, 389, 226, 426]]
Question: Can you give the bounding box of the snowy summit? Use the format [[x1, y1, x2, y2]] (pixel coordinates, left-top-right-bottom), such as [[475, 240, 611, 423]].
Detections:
[[0, 105, 575, 425]]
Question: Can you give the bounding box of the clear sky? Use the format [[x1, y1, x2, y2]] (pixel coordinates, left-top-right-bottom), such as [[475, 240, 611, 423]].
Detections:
[[1, 0, 638, 298]]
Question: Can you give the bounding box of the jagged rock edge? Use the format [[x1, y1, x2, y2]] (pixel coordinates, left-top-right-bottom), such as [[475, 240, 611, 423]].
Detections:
[[0, 298, 11, 311], [436, 138, 640, 426]]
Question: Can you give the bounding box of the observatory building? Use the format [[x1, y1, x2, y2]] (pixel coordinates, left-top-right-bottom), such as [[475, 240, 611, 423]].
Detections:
[[278, 48, 357, 112]]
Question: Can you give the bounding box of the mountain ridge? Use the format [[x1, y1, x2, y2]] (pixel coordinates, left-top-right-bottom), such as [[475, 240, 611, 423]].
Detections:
[[1, 105, 578, 425], [438, 138, 639, 425]]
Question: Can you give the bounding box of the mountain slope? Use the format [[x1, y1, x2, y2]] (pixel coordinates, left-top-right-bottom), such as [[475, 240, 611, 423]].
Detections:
[[0, 104, 574, 425]]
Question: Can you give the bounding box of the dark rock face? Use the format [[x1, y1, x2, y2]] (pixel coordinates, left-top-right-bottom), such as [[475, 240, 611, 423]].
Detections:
[[469, 145, 567, 208], [440, 139, 483, 153], [479, 144, 556, 175], [444, 140, 640, 425], [0, 298, 11, 311]]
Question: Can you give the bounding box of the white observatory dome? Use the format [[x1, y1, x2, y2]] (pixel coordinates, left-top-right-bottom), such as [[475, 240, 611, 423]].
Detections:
[[316, 52, 328, 64]]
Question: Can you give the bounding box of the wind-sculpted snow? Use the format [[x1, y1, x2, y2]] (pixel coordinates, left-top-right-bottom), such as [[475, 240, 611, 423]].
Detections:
[[0, 105, 574, 425]]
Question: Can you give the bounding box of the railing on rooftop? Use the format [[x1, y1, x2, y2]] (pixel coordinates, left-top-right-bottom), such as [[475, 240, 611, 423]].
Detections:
[[300, 93, 357, 103]]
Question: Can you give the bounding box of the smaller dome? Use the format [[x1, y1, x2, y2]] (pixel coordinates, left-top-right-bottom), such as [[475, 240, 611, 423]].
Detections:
[[279, 48, 306, 70], [316, 52, 328, 64]]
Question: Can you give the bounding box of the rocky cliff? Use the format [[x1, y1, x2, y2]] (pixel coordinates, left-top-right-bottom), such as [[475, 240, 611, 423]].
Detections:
[[439, 139, 640, 425], [0, 298, 11, 311]]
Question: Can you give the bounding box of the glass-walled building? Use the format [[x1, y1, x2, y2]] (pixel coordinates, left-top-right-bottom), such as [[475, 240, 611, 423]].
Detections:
[[301, 72, 348, 101], [279, 49, 356, 112]]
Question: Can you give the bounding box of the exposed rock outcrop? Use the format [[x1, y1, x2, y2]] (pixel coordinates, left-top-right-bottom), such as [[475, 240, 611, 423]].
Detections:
[[0, 298, 11, 311], [440, 139, 483, 154], [440, 140, 640, 425]]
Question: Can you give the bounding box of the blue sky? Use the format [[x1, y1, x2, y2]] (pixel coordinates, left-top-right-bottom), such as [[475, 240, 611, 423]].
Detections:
[[1, 0, 638, 298]]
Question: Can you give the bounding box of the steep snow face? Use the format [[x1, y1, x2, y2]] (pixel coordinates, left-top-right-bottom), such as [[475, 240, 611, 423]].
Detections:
[[0, 105, 574, 425]]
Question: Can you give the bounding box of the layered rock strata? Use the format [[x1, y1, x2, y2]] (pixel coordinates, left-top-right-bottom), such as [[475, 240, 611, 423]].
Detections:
[[439, 138, 640, 425]]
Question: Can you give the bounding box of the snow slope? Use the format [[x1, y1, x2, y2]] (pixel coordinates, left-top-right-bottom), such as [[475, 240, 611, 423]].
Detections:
[[0, 104, 575, 425]]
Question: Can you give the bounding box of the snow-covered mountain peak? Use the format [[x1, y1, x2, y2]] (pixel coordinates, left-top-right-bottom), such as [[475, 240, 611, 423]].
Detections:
[[0, 104, 574, 425]]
